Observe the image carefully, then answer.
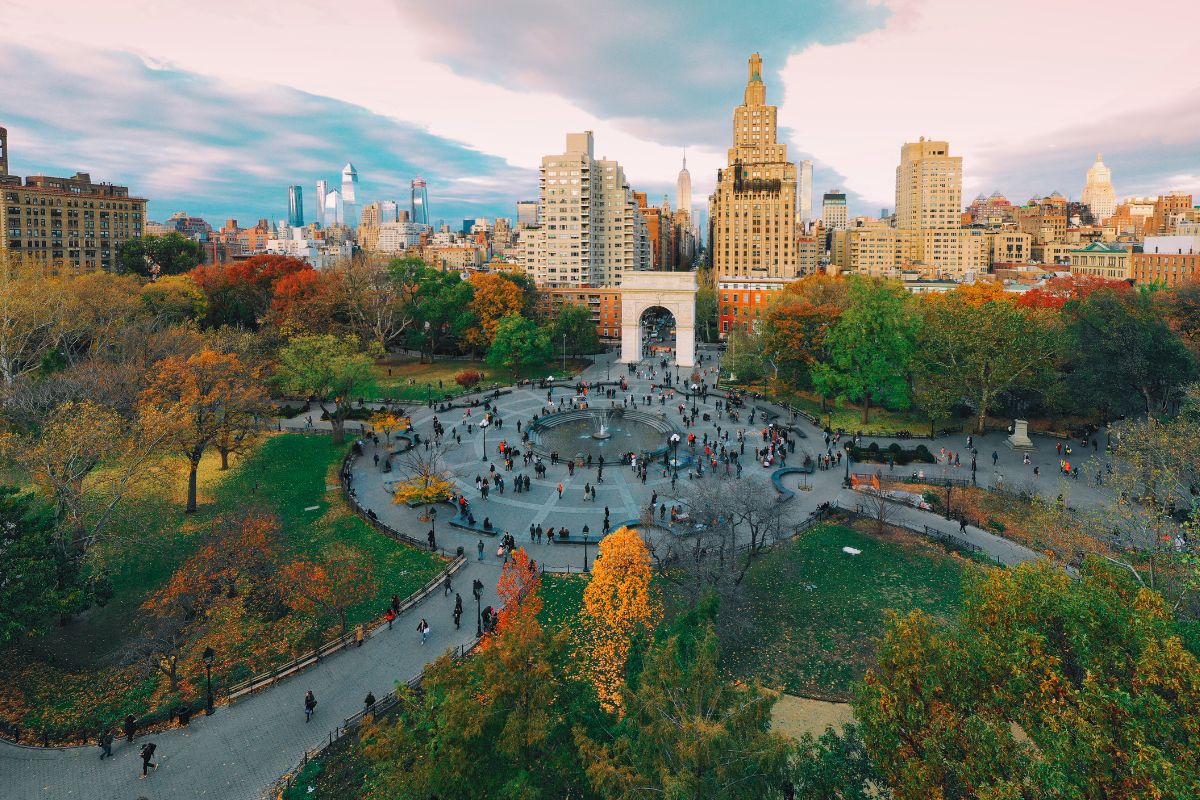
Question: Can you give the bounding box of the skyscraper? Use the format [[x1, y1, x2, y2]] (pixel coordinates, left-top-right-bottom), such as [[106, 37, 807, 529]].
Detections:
[[797, 159, 813, 223], [315, 179, 328, 227], [411, 178, 429, 226], [821, 190, 848, 230], [341, 163, 358, 229], [895, 138, 962, 230], [1081, 153, 1117, 223], [287, 185, 304, 227], [676, 154, 692, 218], [708, 53, 798, 336], [323, 189, 343, 226], [0, 126, 8, 177]]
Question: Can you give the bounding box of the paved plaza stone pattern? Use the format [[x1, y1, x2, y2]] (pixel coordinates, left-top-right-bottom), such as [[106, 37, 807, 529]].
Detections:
[[3, 346, 1111, 800]]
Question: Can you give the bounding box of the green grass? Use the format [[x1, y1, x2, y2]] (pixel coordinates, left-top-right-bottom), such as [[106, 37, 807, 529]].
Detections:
[[539, 573, 588, 629], [360, 357, 591, 402], [2, 434, 444, 736], [726, 523, 967, 700], [763, 387, 935, 436], [281, 740, 369, 800]]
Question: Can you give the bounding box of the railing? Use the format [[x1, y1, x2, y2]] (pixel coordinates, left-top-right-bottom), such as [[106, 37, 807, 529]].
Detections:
[[833, 498, 1004, 566]]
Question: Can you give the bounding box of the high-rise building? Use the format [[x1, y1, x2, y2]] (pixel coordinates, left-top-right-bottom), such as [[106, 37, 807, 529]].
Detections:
[[797, 159, 813, 223], [523, 131, 648, 288], [341, 163, 358, 229], [1081, 154, 1117, 223], [323, 189, 343, 226], [708, 53, 798, 335], [0, 130, 147, 271], [821, 190, 848, 230], [1152, 191, 1193, 235], [516, 200, 539, 227], [315, 179, 328, 227], [411, 178, 429, 226], [895, 138, 962, 231], [287, 185, 304, 227], [676, 154, 692, 218]]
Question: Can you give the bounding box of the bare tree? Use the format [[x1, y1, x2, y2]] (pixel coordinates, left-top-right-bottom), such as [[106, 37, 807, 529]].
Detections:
[[858, 488, 899, 537]]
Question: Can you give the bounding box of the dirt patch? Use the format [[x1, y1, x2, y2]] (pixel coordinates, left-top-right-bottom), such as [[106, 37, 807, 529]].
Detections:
[[770, 692, 854, 739]]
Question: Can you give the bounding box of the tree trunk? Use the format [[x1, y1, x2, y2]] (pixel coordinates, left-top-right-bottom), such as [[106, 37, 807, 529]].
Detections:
[[976, 389, 989, 435], [331, 416, 346, 444], [861, 392, 871, 424], [218, 446, 230, 470], [186, 450, 203, 513]]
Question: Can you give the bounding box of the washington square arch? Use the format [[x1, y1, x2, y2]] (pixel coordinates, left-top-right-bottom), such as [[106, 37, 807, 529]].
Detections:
[[619, 271, 698, 368]]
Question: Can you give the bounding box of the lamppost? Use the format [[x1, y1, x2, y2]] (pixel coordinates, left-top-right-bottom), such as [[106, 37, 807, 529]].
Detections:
[[202, 646, 215, 715], [562, 332, 567, 373], [945, 479, 953, 520], [844, 446, 852, 486], [670, 433, 681, 479], [428, 505, 437, 543], [472, 578, 484, 638], [480, 418, 490, 463], [691, 383, 698, 414], [582, 527, 591, 572]]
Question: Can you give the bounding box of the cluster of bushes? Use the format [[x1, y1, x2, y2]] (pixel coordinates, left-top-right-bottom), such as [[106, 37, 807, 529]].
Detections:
[[850, 441, 935, 465]]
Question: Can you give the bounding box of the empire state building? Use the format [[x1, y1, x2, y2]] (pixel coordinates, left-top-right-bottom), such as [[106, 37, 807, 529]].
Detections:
[[708, 53, 797, 334]]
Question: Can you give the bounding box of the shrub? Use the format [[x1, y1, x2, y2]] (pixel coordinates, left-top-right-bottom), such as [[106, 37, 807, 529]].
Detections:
[[987, 517, 1006, 533], [455, 369, 483, 389], [923, 491, 941, 509], [850, 442, 936, 466]]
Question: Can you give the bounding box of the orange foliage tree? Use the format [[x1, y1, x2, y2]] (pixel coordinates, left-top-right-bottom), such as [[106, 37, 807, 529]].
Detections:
[[465, 272, 525, 353], [189, 254, 312, 328], [493, 547, 542, 637], [580, 526, 661, 712], [279, 544, 377, 635], [266, 268, 342, 335], [1016, 274, 1131, 310], [139, 349, 268, 512]]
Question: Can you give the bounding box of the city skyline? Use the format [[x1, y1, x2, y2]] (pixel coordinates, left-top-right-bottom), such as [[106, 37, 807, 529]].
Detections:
[[2, 0, 1198, 224]]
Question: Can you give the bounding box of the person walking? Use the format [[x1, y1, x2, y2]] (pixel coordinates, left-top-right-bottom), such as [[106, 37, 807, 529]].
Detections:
[[992, 450, 999, 467], [453, 593, 463, 629], [477, 538, 485, 560], [391, 593, 400, 616], [417, 618, 430, 645], [385, 607, 396, 629], [443, 575, 452, 596], [98, 728, 114, 760], [354, 623, 365, 647], [959, 517, 967, 534], [557, 482, 563, 499], [304, 690, 317, 723], [138, 742, 157, 778], [364, 692, 377, 718], [123, 714, 137, 744]]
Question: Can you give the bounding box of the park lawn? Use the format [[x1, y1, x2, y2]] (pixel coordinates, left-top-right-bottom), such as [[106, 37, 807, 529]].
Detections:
[[538, 572, 589, 630], [0, 434, 444, 740], [726, 523, 967, 701], [757, 384, 937, 436], [361, 356, 592, 402]]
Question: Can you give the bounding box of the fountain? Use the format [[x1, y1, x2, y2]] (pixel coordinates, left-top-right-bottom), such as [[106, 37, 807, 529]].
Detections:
[[592, 411, 614, 440], [529, 408, 677, 460]]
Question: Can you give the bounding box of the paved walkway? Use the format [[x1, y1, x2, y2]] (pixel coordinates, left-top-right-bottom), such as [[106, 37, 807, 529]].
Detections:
[[0, 346, 1060, 799]]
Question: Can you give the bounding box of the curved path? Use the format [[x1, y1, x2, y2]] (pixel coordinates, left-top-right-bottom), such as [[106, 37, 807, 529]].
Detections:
[[0, 347, 1057, 799]]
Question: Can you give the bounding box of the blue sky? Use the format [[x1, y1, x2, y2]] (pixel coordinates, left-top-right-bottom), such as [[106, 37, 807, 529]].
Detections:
[[3, 0, 1198, 226]]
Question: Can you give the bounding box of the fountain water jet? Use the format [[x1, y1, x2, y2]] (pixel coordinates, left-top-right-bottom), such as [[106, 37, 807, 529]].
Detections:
[[591, 410, 614, 439]]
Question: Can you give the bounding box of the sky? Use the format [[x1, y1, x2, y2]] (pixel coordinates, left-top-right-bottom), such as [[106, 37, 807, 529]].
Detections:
[[3, 0, 1199, 227]]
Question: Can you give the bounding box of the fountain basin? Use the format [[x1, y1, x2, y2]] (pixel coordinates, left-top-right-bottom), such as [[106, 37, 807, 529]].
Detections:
[[529, 408, 678, 460]]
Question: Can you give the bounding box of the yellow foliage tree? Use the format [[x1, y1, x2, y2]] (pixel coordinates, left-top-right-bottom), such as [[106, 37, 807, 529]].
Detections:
[[580, 526, 661, 712], [369, 411, 409, 444]]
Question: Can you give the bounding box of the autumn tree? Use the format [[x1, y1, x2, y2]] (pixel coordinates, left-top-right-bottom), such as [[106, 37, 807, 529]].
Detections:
[[189, 254, 311, 328], [139, 274, 208, 326], [915, 290, 1059, 433], [274, 334, 379, 443], [0, 486, 65, 645], [854, 559, 1200, 799], [465, 272, 525, 353], [695, 282, 719, 342], [812, 278, 919, 423], [723, 327, 766, 383], [279, 544, 377, 634], [368, 410, 408, 444], [361, 578, 597, 800], [581, 605, 793, 799], [139, 349, 267, 512], [493, 546, 541, 634], [265, 267, 341, 336], [580, 526, 662, 711], [486, 314, 553, 375], [0, 254, 66, 385], [1016, 273, 1132, 310], [761, 293, 842, 388]]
